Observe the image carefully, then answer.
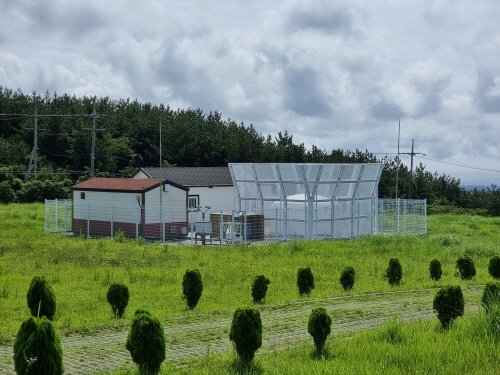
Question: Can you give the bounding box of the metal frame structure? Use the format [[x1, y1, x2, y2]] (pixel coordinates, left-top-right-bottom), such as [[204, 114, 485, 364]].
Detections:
[[229, 163, 384, 240]]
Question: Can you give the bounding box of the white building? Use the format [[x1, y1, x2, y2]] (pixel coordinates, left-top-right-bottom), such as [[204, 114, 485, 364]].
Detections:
[[134, 167, 236, 213], [72, 178, 189, 239]]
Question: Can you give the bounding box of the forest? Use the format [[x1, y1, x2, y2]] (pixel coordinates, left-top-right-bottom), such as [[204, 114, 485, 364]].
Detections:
[[0, 87, 498, 214]]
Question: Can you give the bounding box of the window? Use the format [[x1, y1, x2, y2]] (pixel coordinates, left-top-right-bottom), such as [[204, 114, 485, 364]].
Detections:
[[188, 195, 199, 209], [80, 192, 85, 199]]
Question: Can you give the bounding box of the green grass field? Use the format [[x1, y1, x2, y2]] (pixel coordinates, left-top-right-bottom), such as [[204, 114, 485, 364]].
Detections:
[[0, 204, 499, 374]]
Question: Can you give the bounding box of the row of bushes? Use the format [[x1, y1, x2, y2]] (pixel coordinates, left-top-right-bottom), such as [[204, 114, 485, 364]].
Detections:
[[15, 276, 500, 374], [0, 178, 70, 204]]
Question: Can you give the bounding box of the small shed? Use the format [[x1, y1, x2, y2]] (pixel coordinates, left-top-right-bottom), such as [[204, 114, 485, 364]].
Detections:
[[134, 167, 236, 213], [72, 178, 189, 239]]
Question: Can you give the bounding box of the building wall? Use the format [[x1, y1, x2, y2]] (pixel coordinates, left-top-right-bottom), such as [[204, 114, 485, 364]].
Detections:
[[190, 186, 236, 213], [73, 190, 141, 223], [144, 185, 187, 224], [134, 170, 149, 178]]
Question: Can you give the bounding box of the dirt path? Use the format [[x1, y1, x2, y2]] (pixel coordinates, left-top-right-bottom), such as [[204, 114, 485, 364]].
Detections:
[[0, 287, 483, 374]]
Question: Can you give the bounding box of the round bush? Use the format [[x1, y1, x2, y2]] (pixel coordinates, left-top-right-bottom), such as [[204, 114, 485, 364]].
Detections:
[[385, 258, 402, 286], [126, 310, 165, 375], [307, 307, 332, 354], [456, 256, 476, 280], [13, 316, 63, 375], [106, 283, 130, 318], [26, 276, 56, 320], [297, 267, 315, 296], [251, 275, 270, 303], [481, 282, 500, 313], [429, 259, 443, 281], [339, 266, 355, 291], [433, 285, 464, 329], [488, 256, 500, 279], [182, 269, 203, 309], [229, 307, 262, 363]]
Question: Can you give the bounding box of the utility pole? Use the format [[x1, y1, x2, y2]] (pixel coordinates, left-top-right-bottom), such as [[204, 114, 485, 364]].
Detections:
[[90, 102, 97, 176], [27, 97, 46, 179], [84, 99, 104, 177], [401, 139, 425, 199]]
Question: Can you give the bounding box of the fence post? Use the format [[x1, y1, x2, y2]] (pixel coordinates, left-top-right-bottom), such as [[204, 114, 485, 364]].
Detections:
[[423, 199, 427, 234], [275, 208, 278, 243], [55, 198, 58, 233], [87, 202, 90, 237], [44, 199, 48, 232], [111, 206, 114, 237], [243, 209, 247, 243], [64, 199, 68, 234], [136, 206, 139, 240], [219, 210, 223, 245], [190, 210, 194, 245]]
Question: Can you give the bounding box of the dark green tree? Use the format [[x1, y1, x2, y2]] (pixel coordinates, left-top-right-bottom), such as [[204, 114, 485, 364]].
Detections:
[[26, 276, 56, 320], [429, 259, 443, 281], [13, 316, 63, 375], [433, 286, 464, 329], [307, 307, 332, 355], [385, 258, 403, 286], [126, 310, 165, 375], [106, 283, 130, 318], [297, 267, 315, 296], [182, 269, 203, 309], [339, 266, 355, 291], [251, 275, 270, 303], [229, 307, 262, 363]]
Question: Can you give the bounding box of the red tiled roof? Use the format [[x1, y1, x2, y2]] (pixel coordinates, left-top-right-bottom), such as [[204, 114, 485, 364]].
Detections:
[[72, 178, 161, 192]]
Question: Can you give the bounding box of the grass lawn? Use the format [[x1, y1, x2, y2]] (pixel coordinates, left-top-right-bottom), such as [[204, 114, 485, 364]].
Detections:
[[0, 203, 498, 344]]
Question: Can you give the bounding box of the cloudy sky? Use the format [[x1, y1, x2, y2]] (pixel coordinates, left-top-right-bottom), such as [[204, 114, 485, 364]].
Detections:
[[1, 0, 499, 185]]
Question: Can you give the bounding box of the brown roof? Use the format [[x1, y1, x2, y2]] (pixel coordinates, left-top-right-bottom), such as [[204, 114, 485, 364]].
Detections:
[[72, 178, 188, 192]]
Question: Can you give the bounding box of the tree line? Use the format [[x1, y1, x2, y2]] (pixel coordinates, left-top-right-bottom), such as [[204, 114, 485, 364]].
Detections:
[[0, 87, 498, 214]]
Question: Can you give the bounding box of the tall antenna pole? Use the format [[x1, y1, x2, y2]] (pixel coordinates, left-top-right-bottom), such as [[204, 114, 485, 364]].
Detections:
[[33, 102, 38, 179], [90, 101, 97, 177], [395, 119, 401, 199], [395, 119, 401, 234], [409, 138, 414, 199], [28, 97, 39, 179], [159, 119, 164, 243]]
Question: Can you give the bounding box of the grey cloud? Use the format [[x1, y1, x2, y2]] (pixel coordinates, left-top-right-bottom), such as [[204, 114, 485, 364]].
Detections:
[[21, 0, 106, 40], [284, 68, 332, 118], [369, 97, 403, 120], [476, 70, 500, 113], [286, 1, 359, 36]]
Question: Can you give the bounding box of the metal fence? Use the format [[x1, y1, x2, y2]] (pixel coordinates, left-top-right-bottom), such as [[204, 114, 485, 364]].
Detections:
[[44, 198, 427, 242], [378, 199, 427, 235]]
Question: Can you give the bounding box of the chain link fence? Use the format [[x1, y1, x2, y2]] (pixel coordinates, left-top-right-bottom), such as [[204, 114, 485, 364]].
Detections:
[[44, 198, 426, 242]]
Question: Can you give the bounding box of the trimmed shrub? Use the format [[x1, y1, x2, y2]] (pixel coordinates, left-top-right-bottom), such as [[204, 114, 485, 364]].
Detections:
[[481, 282, 500, 313], [456, 256, 476, 280], [297, 267, 315, 296], [26, 276, 56, 320], [229, 307, 262, 363], [429, 259, 443, 281], [433, 285, 464, 329], [13, 316, 63, 375], [339, 266, 355, 291], [182, 269, 203, 309], [488, 256, 500, 279], [307, 307, 332, 354], [126, 310, 165, 375], [385, 258, 402, 286], [251, 275, 270, 303], [106, 283, 130, 318]]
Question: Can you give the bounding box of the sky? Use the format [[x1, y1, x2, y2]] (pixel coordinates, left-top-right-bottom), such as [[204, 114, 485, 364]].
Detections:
[[1, 0, 499, 186]]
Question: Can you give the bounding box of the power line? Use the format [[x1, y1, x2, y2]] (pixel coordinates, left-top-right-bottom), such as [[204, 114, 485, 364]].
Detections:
[[417, 155, 500, 173]]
